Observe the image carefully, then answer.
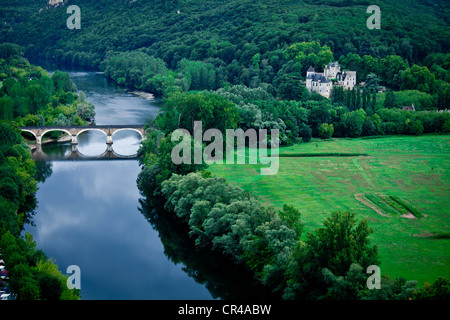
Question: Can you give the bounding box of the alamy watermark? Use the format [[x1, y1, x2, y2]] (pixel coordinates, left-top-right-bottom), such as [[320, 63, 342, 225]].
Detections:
[[67, 5, 81, 30], [171, 121, 279, 175], [66, 265, 81, 290], [367, 5, 381, 29], [367, 265, 381, 289]]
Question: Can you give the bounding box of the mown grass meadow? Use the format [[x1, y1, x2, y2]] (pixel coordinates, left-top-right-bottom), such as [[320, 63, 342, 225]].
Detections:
[[209, 135, 450, 285]]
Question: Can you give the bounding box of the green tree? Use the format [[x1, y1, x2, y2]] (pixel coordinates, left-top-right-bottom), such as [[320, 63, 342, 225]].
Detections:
[[400, 65, 436, 94], [0, 43, 22, 60], [178, 59, 217, 91], [321, 264, 368, 300], [362, 87, 368, 110], [158, 91, 240, 135], [379, 55, 408, 90], [51, 71, 73, 92], [284, 211, 379, 299], [407, 119, 424, 135], [273, 60, 306, 100], [76, 102, 96, 121], [365, 73, 380, 92], [341, 109, 366, 137], [0, 96, 14, 120], [25, 82, 49, 114], [37, 273, 63, 300], [285, 41, 334, 73], [318, 123, 334, 139], [9, 264, 40, 300], [277, 204, 303, 238], [298, 122, 312, 142], [303, 211, 378, 275], [383, 91, 396, 109], [414, 277, 450, 300]]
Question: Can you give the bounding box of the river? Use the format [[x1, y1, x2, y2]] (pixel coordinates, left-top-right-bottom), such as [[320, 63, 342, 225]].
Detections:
[[24, 72, 214, 299]]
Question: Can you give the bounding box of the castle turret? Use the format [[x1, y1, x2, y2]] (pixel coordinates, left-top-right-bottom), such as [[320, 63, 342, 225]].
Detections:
[[307, 66, 315, 77], [324, 62, 340, 79]]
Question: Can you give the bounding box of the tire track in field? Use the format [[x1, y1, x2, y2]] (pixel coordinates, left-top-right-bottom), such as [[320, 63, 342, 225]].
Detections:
[[352, 157, 375, 189]]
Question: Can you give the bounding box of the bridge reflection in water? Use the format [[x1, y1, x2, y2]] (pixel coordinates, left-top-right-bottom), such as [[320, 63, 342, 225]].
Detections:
[[21, 125, 146, 161], [31, 143, 139, 161]]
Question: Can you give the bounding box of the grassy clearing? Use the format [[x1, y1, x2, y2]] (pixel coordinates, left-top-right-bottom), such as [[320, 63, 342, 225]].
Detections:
[[209, 135, 450, 285]]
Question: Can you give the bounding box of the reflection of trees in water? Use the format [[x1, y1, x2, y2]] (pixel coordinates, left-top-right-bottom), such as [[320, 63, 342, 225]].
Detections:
[[19, 192, 38, 228], [35, 161, 53, 183], [41, 142, 73, 158], [21, 161, 53, 228], [139, 198, 279, 300]]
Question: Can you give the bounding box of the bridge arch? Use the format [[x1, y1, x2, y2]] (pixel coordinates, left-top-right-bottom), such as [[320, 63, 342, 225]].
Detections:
[[76, 128, 108, 140], [112, 128, 144, 140], [21, 129, 37, 140], [41, 129, 73, 141]]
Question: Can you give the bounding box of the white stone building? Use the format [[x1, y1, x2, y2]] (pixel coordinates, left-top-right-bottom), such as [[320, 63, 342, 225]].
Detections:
[[306, 62, 357, 98]]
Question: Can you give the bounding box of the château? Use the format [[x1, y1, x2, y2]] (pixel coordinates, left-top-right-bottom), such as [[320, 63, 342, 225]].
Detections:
[[306, 62, 356, 98]]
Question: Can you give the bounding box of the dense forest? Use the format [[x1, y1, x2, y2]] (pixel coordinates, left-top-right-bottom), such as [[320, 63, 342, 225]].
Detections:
[[0, 43, 94, 128], [1, 1, 448, 106], [1, 0, 449, 69]]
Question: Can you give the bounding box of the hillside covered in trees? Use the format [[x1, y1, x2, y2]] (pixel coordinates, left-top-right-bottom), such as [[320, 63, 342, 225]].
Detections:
[[1, 1, 448, 110], [1, 0, 448, 69]]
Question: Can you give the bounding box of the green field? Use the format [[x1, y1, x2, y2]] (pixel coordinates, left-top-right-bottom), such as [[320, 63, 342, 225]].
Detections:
[[209, 135, 450, 285]]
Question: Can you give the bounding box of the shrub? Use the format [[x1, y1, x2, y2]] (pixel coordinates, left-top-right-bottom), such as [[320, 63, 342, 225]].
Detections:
[[407, 119, 424, 135], [318, 123, 334, 139]]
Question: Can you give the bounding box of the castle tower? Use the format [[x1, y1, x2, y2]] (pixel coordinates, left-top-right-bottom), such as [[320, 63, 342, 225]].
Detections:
[[306, 66, 315, 92], [324, 62, 340, 79]]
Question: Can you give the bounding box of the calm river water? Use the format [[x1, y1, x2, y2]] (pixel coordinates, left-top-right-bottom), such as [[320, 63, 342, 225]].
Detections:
[[24, 72, 214, 299]]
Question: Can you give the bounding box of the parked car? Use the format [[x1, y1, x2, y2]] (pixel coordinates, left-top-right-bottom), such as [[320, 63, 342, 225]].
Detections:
[[0, 286, 16, 300], [1, 286, 11, 294], [1, 293, 12, 300], [0, 271, 8, 280]]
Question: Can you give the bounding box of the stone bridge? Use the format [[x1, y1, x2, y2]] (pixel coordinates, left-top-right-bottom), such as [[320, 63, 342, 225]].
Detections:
[[20, 125, 147, 145]]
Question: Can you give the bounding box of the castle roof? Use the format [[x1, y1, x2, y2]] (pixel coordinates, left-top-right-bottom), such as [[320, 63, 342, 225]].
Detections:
[[307, 72, 330, 83], [326, 62, 340, 69], [307, 65, 315, 72]]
